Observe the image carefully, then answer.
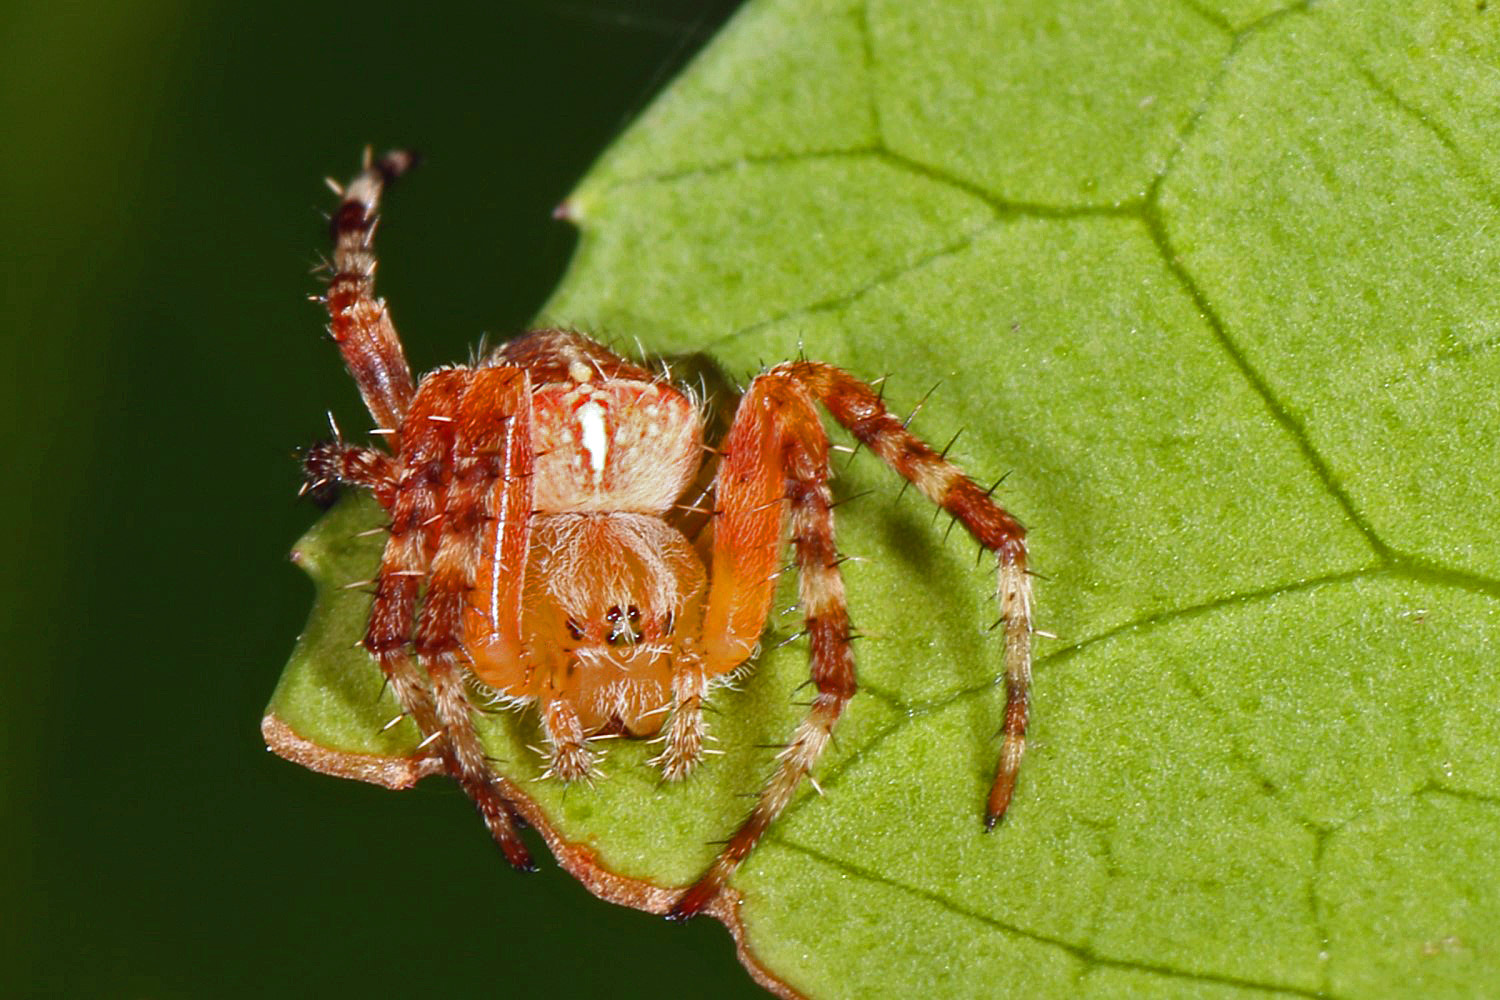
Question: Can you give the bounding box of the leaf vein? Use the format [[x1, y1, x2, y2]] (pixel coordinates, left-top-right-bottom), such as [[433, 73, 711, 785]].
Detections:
[[771, 835, 1337, 998], [790, 567, 1384, 810], [1139, 207, 1392, 561], [708, 215, 1003, 350], [1352, 61, 1500, 214]]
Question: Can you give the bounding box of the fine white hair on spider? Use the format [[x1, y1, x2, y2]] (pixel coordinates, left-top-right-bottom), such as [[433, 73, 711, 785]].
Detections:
[[298, 148, 1034, 921]]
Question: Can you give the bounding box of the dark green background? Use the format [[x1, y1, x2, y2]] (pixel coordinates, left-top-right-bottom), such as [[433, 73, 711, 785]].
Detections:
[[3, 2, 769, 995]]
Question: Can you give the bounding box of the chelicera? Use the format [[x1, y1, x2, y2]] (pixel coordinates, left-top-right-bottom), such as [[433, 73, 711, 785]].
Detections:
[[301, 150, 1034, 919]]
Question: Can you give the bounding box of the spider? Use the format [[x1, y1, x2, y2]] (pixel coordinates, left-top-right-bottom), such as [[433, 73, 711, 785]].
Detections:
[[300, 150, 1034, 920]]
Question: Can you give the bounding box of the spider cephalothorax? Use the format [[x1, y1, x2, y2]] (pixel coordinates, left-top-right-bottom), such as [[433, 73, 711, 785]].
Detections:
[[301, 150, 1034, 919]]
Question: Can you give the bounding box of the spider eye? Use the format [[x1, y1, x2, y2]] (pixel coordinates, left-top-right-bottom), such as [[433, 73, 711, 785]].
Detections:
[[605, 604, 640, 646], [565, 618, 584, 641]]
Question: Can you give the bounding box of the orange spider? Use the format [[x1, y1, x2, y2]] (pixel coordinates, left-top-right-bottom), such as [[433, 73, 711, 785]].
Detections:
[[300, 150, 1034, 919]]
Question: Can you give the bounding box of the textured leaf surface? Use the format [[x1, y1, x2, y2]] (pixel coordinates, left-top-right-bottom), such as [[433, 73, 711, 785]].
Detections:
[[267, 1, 1500, 996]]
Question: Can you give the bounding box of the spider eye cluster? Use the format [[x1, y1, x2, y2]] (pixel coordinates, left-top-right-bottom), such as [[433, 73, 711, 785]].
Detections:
[[561, 604, 681, 647], [604, 604, 642, 646]]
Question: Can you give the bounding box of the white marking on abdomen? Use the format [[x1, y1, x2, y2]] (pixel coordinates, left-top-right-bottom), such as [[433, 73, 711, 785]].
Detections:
[[577, 401, 608, 484]]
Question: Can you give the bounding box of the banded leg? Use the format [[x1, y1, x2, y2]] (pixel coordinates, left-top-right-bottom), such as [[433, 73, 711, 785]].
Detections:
[[671, 376, 854, 920], [324, 149, 418, 443], [301, 440, 400, 507], [777, 362, 1032, 827], [410, 368, 534, 869]]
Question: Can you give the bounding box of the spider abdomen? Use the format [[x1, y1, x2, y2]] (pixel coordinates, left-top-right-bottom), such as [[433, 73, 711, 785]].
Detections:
[[531, 380, 701, 514]]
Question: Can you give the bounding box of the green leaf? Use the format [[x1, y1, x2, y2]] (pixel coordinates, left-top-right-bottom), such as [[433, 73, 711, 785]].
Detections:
[[266, 0, 1500, 996]]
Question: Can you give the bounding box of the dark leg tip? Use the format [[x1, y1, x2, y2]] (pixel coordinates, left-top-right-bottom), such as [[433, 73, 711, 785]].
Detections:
[[376, 149, 421, 183], [986, 774, 1016, 830], [298, 440, 344, 509], [665, 883, 715, 922]]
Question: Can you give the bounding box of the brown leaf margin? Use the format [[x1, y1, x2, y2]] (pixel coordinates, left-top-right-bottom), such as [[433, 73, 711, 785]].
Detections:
[[261, 712, 804, 999]]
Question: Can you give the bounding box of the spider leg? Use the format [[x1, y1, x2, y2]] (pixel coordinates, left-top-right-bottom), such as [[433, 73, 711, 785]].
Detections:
[[364, 381, 459, 754], [538, 698, 594, 781], [460, 368, 535, 691], [650, 657, 709, 781], [300, 440, 399, 507], [324, 149, 418, 444], [403, 367, 537, 869], [778, 362, 1032, 828], [671, 376, 853, 920], [368, 484, 519, 855]]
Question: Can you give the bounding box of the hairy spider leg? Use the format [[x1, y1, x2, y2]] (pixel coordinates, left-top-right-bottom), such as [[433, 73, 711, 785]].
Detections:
[[650, 654, 711, 783], [780, 362, 1032, 828], [326, 148, 417, 446], [670, 362, 1034, 919], [300, 441, 399, 507], [647, 360, 786, 785], [409, 367, 538, 868], [366, 370, 531, 869], [671, 374, 854, 920], [318, 153, 530, 868]]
